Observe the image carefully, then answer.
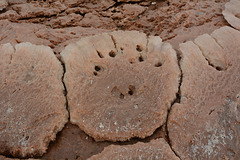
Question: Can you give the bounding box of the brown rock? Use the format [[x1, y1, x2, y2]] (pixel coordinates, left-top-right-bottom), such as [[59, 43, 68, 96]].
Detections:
[[0, 20, 51, 47], [0, 0, 7, 11], [11, 2, 64, 19], [0, 10, 20, 21], [88, 138, 180, 160], [223, 0, 240, 30], [0, 155, 18, 160], [168, 26, 240, 159], [7, 0, 27, 5], [0, 155, 40, 160], [0, 20, 111, 54], [103, 3, 146, 22], [46, 13, 83, 28], [0, 43, 68, 157], [63, 0, 115, 11], [117, 0, 142, 2], [61, 31, 180, 141], [79, 11, 115, 29]]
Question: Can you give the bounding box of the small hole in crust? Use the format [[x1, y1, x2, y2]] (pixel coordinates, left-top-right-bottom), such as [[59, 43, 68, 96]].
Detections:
[[97, 51, 104, 58], [109, 51, 116, 57], [25, 136, 29, 140], [128, 90, 133, 95], [136, 45, 143, 52], [120, 47, 124, 54], [128, 85, 135, 95], [139, 56, 144, 62], [154, 62, 162, 67], [120, 93, 124, 99], [216, 66, 222, 71], [95, 66, 101, 72], [129, 59, 134, 64], [93, 71, 98, 76]]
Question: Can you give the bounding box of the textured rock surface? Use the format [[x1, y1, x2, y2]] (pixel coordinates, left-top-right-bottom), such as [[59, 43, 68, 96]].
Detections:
[[61, 31, 180, 141], [0, 0, 229, 45], [0, 0, 236, 159], [0, 43, 68, 157], [0, 0, 7, 11], [88, 138, 180, 160], [223, 0, 240, 30], [0, 20, 111, 54], [0, 155, 40, 160], [168, 26, 240, 159]]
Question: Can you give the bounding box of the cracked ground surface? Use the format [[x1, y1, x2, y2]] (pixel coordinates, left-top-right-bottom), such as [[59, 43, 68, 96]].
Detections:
[[0, 0, 240, 160], [168, 26, 240, 159]]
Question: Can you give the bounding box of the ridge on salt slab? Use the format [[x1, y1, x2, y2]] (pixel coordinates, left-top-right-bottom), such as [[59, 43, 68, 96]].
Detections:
[[88, 138, 180, 160], [168, 26, 240, 159], [0, 42, 68, 158], [223, 0, 240, 31], [61, 31, 180, 141], [0, 0, 7, 11]]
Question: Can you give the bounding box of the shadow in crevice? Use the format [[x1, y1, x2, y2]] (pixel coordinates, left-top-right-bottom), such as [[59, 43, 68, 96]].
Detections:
[[165, 49, 183, 159], [42, 121, 167, 160]]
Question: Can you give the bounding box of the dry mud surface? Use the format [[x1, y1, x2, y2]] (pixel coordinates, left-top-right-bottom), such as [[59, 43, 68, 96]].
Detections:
[[0, 0, 240, 160]]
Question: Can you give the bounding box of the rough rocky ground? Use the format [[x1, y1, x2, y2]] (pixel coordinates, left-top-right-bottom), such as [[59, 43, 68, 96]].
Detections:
[[0, 0, 229, 52], [0, 0, 239, 160]]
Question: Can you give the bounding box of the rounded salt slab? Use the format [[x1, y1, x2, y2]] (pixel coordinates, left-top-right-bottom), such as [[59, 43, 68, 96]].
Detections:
[[61, 31, 180, 141], [223, 0, 240, 30], [0, 43, 68, 157], [88, 138, 179, 160], [168, 26, 240, 159]]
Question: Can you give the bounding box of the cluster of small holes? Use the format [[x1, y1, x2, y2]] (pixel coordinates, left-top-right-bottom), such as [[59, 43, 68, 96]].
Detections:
[[93, 65, 102, 76], [120, 47, 124, 54]]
